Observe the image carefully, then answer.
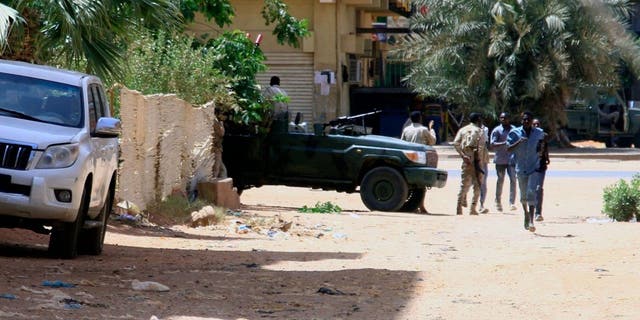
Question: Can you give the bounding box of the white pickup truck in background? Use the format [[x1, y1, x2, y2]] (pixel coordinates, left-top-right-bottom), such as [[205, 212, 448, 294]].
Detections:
[[0, 59, 121, 259]]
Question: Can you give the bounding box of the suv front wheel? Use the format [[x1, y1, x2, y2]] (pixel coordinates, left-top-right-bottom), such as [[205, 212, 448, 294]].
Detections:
[[360, 167, 408, 212], [49, 187, 88, 259], [80, 177, 115, 255]]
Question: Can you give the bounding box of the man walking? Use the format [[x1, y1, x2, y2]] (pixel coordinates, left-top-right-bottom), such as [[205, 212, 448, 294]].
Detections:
[[401, 111, 436, 213], [490, 112, 517, 212], [453, 113, 488, 216], [507, 111, 546, 232], [532, 118, 550, 222]]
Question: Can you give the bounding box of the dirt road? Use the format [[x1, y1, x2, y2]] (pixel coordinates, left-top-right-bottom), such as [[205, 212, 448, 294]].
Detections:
[[1, 153, 639, 319]]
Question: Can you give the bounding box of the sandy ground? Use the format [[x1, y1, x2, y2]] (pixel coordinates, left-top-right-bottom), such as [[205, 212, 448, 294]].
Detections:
[[1, 148, 640, 319]]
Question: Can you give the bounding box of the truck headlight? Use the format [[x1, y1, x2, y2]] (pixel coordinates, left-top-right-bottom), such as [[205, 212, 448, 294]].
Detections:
[[402, 150, 426, 164], [36, 144, 79, 169]]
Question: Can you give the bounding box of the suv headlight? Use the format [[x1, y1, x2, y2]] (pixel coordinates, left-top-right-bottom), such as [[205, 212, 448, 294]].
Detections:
[[402, 150, 426, 164], [36, 144, 79, 169]]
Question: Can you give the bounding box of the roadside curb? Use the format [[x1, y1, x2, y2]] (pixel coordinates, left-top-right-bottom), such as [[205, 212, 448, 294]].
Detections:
[[433, 145, 640, 161]]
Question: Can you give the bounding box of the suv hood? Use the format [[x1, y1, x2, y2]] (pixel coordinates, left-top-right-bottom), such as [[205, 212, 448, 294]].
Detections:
[[0, 117, 81, 148]]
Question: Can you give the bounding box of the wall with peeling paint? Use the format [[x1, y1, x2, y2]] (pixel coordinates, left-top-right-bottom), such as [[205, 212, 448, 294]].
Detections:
[[116, 88, 224, 210]]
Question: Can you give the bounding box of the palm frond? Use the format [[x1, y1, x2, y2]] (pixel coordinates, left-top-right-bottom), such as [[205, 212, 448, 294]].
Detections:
[[0, 3, 24, 51], [401, 0, 640, 116]]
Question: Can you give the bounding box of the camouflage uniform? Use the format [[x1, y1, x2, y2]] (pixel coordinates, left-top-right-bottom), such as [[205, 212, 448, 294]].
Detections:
[[453, 122, 488, 215], [401, 123, 436, 146]]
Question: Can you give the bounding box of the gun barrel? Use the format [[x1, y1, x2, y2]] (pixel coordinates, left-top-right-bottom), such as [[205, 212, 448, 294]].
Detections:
[[346, 110, 381, 120], [329, 110, 381, 126]]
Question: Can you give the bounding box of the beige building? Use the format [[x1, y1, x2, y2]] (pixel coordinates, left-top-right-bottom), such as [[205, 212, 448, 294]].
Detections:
[[187, 0, 413, 129]]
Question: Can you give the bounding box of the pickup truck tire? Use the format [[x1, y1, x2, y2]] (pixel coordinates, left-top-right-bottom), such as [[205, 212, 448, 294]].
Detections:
[[49, 188, 88, 259], [399, 188, 426, 212], [80, 179, 115, 255], [360, 167, 409, 212]]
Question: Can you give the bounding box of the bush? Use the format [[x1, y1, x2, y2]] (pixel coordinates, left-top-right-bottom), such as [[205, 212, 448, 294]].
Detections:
[[602, 174, 640, 221], [121, 30, 234, 108], [205, 30, 272, 127], [119, 29, 272, 130], [298, 201, 342, 214]]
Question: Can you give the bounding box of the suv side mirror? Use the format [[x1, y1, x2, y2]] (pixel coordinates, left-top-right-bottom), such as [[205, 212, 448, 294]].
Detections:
[[95, 117, 121, 137]]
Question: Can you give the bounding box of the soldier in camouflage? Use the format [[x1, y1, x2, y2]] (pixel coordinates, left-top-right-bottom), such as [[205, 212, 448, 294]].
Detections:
[[401, 110, 437, 213], [453, 113, 488, 215]]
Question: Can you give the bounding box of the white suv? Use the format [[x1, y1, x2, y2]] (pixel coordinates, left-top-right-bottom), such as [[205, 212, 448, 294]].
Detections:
[[0, 60, 121, 258]]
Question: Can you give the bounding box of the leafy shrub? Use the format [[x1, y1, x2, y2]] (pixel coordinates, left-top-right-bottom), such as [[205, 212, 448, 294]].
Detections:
[[120, 29, 272, 130], [299, 201, 342, 214], [261, 0, 311, 48], [121, 30, 234, 108], [602, 174, 640, 221], [205, 30, 271, 127]]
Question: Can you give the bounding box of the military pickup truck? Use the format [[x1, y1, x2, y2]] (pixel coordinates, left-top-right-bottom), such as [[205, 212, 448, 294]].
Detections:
[[564, 89, 640, 147], [222, 113, 448, 212]]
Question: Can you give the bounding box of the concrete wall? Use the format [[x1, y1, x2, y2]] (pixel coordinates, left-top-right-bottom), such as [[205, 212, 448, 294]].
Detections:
[[117, 88, 223, 210]]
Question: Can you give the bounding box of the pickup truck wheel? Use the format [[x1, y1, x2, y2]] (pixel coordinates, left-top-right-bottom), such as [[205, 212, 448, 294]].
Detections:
[[80, 182, 114, 255], [360, 167, 408, 212], [399, 188, 426, 212], [49, 188, 88, 259]]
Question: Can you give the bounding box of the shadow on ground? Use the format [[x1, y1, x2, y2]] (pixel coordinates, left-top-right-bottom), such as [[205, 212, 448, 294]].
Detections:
[[0, 240, 418, 320]]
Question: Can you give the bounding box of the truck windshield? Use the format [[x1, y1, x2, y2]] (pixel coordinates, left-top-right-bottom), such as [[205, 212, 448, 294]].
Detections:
[[0, 73, 83, 128]]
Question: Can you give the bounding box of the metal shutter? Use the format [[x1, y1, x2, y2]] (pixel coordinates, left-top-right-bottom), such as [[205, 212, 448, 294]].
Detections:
[[257, 52, 314, 123]]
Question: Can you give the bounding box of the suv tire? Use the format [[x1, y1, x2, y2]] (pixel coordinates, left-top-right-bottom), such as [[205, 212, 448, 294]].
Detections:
[[49, 188, 88, 259], [360, 167, 408, 212], [80, 179, 115, 255]]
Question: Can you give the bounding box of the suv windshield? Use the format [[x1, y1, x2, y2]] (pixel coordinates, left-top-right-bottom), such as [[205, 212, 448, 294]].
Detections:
[[0, 73, 83, 128]]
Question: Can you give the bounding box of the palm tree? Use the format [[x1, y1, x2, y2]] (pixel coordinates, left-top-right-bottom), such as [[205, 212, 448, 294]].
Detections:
[[397, 0, 640, 139], [398, 1, 495, 113], [0, 0, 182, 81], [0, 3, 21, 49]]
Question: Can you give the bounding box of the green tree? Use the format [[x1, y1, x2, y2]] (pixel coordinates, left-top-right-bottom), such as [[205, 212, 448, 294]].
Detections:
[[0, 0, 309, 81], [0, 0, 182, 81], [204, 30, 269, 126], [397, 0, 640, 136], [260, 0, 310, 48], [180, 0, 309, 48]]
